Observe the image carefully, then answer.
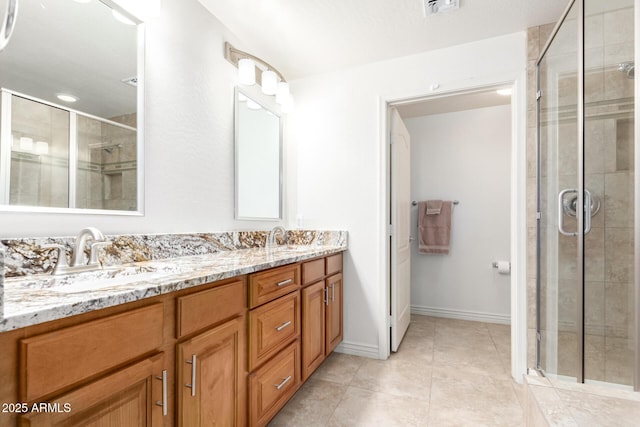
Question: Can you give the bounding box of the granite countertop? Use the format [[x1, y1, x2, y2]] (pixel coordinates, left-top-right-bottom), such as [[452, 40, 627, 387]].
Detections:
[[0, 244, 346, 332]]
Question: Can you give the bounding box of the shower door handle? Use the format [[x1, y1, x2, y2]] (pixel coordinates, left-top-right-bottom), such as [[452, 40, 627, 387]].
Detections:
[[558, 189, 578, 236], [559, 188, 593, 236], [584, 189, 592, 235]]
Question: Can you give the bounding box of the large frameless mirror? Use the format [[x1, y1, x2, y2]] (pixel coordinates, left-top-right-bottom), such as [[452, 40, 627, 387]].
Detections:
[[234, 87, 282, 220], [0, 0, 144, 214]]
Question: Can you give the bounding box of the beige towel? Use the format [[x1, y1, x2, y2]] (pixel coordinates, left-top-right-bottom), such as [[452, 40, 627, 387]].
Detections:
[[426, 200, 443, 215], [418, 201, 452, 254]]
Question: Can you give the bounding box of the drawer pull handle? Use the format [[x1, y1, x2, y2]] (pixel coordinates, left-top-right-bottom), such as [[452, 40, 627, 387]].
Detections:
[[275, 320, 292, 331], [275, 375, 292, 390], [324, 287, 329, 306], [155, 370, 168, 416], [185, 354, 197, 397], [277, 278, 293, 287]]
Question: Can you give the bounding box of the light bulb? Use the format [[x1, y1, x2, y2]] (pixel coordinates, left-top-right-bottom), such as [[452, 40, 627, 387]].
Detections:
[[20, 137, 33, 151], [238, 58, 256, 86], [276, 82, 290, 105], [261, 70, 277, 95], [281, 93, 294, 114]]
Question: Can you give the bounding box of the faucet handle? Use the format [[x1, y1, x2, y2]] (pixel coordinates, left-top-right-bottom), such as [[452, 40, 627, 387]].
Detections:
[[89, 241, 111, 266], [42, 244, 70, 274]]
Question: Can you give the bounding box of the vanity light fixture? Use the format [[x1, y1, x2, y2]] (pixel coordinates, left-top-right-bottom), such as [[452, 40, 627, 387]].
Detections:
[[224, 42, 294, 112], [56, 93, 78, 103]]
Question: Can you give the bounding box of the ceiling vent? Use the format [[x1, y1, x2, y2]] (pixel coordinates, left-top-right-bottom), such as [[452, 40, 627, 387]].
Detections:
[[423, 0, 460, 16]]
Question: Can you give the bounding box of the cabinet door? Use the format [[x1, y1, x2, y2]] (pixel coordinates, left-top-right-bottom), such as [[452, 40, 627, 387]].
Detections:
[[301, 281, 326, 381], [325, 273, 343, 355], [177, 315, 246, 427], [19, 353, 166, 427]]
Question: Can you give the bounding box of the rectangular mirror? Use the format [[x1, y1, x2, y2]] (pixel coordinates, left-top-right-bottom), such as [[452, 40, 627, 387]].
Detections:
[[0, 0, 144, 214], [234, 87, 282, 220]]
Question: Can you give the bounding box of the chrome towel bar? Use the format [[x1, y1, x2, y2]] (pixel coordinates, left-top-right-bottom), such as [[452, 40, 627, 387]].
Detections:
[[411, 200, 459, 206]]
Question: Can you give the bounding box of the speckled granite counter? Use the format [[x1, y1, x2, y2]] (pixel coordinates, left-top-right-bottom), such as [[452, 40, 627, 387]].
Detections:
[[0, 230, 347, 332]]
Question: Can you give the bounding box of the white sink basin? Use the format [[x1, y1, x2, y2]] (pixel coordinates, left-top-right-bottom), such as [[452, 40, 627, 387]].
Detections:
[[47, 271, 168, 293], [47, 263, 186, 294]]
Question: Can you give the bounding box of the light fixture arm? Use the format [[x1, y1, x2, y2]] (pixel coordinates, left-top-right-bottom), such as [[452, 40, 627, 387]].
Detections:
[[224, 42, 287, 84]]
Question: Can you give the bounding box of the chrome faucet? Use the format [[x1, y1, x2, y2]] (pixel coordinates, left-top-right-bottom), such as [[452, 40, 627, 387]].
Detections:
[[44, 227, 111, 275], [266, 226, 286, 250]]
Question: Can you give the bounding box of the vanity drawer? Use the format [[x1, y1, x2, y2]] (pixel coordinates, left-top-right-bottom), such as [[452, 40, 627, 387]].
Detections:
[[249, 291, 300, 370], [249, 264, 300, 308], [177, 278, 246, 338], [249, 340, 301, 427], [302, 258, 324, 285], [326, 253, 343, 275], [20, 303, 164, 402]]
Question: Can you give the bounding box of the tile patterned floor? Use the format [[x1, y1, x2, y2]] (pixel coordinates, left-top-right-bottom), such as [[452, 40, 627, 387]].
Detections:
[[269, 315, 524, 426]]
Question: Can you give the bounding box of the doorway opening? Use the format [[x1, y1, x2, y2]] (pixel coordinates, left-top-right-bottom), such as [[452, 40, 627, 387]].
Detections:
[[386, 85, 517, 373]]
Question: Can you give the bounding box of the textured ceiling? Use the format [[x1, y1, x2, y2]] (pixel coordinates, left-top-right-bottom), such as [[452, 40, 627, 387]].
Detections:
[[199, 0, 567, 81]]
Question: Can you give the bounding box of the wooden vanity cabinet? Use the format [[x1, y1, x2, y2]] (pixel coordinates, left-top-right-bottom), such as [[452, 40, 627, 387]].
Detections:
[[301, 254, 344, 381], [177, 315, 246, 427], [1, 252, 344, 427], [247, 264, 301, 427], [15, 304, 168, 427], [176, 279, 247, 427], [19, 353, 166, 427]]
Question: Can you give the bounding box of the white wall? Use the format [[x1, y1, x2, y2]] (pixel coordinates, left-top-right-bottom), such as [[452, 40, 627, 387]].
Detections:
[[287, 33, 527, 358], [0, 0, 285, 238], [405, 105, 511, 323]]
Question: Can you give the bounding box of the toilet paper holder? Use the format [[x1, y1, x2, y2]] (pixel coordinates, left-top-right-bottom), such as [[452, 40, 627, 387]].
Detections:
[[492, 261, 511, 274]]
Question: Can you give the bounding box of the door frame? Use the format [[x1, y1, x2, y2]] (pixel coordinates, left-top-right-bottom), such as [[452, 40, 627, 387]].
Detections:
[[378, 79, 529, 383]]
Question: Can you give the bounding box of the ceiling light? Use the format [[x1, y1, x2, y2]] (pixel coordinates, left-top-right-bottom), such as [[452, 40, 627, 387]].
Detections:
[[238, 58, 256, 86], [56, 93, 78, 103], [496, 88, 512, 96], [224, 42, 294, 114]]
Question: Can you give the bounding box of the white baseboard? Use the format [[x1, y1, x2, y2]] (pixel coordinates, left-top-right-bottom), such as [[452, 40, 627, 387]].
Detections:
[[334, 340, 380, 359], [411, 305, 510, 325]]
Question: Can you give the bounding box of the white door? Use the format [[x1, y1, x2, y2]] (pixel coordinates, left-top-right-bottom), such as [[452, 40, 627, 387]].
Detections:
[[390, 107, 411, 352]]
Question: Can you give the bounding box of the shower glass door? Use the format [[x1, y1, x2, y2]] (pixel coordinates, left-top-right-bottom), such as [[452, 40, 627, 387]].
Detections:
[[538, 0, 636, 388], [538, 1, 580, 382]]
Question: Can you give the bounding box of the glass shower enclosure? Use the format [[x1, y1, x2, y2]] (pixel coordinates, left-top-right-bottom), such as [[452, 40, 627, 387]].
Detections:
[[537, 0, 637, 389]]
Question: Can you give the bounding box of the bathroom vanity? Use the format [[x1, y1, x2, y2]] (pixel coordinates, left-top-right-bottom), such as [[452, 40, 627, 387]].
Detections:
[[0, 232, 346, 427]]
